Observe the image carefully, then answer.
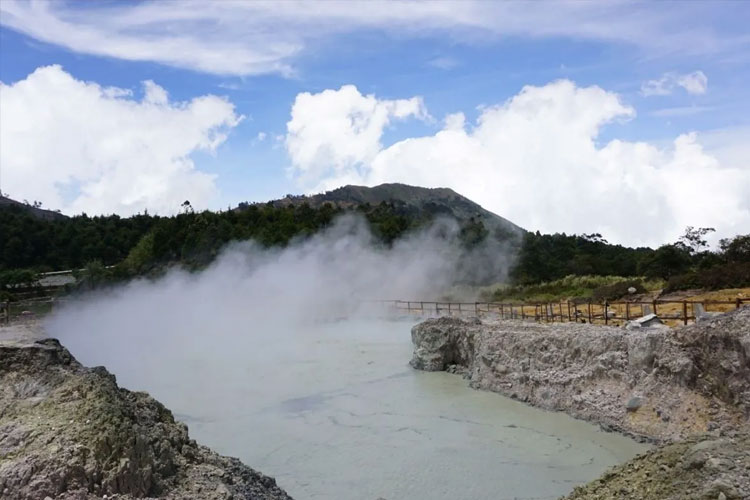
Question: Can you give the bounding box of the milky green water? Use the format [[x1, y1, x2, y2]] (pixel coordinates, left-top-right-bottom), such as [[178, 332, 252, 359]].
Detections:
[[59, 319, 649, 500]]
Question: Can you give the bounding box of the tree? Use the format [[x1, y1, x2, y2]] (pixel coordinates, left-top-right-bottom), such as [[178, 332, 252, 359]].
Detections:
[[720, 234, 750, 263], [676, 226, 715, 255], [638, 244, 692, 279], [75, 260, 111, 290]]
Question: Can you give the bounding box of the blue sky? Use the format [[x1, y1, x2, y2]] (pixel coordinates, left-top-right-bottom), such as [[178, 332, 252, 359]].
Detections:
[[1, 1, 748, 246]]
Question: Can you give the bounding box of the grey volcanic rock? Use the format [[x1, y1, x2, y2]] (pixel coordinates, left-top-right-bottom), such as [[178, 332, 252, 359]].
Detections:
[[409, 317, 479, 371], [0, 327, 292, 500], [410, 307, 750, 442], [565, 432, 750, 500]]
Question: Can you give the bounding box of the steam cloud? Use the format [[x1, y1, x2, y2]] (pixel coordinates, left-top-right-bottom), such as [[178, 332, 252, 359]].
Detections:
[[46, 214, 513, 393]]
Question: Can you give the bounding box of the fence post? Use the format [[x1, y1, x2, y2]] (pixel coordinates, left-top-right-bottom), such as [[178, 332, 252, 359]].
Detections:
[[567, 301, 572, 322], [587, 301, 592, 323], [625, 302, 630, 321], [522, 306, 526, 320], [683, 301, 688, 325], [737, 298, 742, 310], [604, 302, 609, 325], [500, 304, 504, 319], [652, 300, 658, 316]]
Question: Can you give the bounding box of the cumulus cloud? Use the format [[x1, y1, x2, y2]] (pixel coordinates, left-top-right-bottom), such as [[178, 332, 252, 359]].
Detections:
[[641, 71, 708, 96], [286, 85, 428, 186], [1, 1, 747, 76], [0, 65, 242, 215], [285, 80, 750, 247]]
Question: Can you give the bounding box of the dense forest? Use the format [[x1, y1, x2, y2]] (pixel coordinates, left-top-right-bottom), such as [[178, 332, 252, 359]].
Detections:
[[1, 200, 748, 295], [0, 200, 461, 277], [512, 228, 749, 289]]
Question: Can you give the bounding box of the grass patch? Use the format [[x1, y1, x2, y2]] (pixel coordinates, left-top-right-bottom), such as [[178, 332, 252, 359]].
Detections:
[[480, 275, 666, 303]]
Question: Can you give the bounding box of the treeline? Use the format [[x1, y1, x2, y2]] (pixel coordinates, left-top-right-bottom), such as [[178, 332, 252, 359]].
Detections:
[[0, 201, 458, 276], [1, 201, 748, 294], [510, 232, 653, 284], [511, 228, 750, 292]]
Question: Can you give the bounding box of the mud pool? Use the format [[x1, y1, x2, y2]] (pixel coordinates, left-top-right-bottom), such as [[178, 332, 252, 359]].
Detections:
[[52, 318, 649, 500]]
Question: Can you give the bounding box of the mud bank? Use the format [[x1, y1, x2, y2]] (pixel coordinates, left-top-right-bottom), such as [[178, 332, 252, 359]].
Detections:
[[411, 307, 750, 442], [0, 325, 292, 500]]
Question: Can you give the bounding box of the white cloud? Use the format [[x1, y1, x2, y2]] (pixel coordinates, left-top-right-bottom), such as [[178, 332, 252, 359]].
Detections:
[[286, 85, 428, 186], [641, 71, 708, 96], [428, 57, 459, 70], [285, 81, 750, 247], [0, 1, 747, 76], [677, 71, 709, 95], [0, 65, 242, 215], [650, 105, 714, 118]]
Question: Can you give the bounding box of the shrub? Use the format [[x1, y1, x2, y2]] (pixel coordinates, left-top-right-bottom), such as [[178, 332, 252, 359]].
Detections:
[[483, 275, 659, 303], [666, 262, 750, 292], [591, 280, 646, 302], [0, 269, 39, 289]]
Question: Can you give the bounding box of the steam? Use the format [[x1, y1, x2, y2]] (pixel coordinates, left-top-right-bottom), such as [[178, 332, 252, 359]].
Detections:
[[45, 214, 513, 389]]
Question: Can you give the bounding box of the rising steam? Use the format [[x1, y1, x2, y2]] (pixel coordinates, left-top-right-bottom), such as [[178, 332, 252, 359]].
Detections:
[[45, 214, 512, 392]]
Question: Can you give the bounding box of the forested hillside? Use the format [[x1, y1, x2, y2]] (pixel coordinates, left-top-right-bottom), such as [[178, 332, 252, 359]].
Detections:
[[1, 189, 748, 296]]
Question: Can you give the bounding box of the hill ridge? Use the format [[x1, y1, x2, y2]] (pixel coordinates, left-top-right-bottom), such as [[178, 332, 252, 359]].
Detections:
[[265, 183, 525, 238]]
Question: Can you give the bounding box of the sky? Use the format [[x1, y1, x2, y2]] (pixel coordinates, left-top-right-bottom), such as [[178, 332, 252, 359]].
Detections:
[[0, 0, 749, 248]]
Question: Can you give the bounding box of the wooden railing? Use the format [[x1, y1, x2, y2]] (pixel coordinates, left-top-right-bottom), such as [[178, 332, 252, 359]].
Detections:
[[0, 296, 68, 325], [378, 298, 747, 326]]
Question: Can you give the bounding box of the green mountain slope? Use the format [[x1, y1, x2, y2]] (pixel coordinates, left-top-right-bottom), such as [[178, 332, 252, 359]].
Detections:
[[268, 183, 525, 239]]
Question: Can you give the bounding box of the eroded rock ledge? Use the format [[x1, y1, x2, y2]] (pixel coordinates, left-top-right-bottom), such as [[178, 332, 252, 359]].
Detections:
[[411, 308, 750, 442], [0, 328, 293, 500], [411, 308, 750, 499]]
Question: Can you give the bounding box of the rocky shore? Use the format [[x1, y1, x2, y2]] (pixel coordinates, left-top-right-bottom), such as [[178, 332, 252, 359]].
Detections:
[[0, 325, 292, 500], [411, 307, 750, 499]]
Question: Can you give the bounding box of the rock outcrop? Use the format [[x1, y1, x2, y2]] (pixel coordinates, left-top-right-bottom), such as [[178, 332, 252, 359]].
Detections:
[[0, 326, 293, 500], [410, 308, 750, 442], [412, 309, 750, 498]]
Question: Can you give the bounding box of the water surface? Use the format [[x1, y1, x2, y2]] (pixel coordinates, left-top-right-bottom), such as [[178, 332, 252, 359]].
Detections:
[[55, 318, 648, 500]]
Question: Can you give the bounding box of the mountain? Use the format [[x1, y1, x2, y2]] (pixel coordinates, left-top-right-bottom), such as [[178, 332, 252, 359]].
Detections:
[[0, 195, 67, 221], [265, 183, 526, 239]]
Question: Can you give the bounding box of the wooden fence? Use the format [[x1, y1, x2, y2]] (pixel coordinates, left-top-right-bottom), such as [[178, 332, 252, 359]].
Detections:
[[0, 296, 67, 325], [378, 298, 747, 326], [1, 296, 746, 327]]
